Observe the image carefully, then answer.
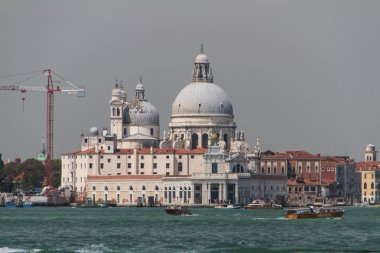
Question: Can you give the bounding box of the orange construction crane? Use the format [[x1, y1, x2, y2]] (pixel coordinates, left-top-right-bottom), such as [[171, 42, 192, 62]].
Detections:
[[0, 69, 85, 186]]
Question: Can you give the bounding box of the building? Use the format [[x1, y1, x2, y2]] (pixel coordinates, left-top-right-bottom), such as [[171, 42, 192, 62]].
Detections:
[[61, 48, 287, 206], [355, 144, 380, 204]]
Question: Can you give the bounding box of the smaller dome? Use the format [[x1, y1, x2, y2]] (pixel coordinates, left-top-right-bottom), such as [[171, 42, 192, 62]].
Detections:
[[112, 88, 122, 97], [195, 53, 209, 63], [125, 100, 159, 125], [89, 127, 99, 136]]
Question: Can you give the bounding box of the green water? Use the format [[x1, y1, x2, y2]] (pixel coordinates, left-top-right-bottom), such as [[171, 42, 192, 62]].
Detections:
[[0, 206, 379, 252]]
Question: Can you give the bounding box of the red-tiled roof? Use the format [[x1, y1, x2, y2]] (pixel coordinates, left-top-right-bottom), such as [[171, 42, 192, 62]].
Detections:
[[286, 151, 320, 159], [355, 161, 380, 171], [287, 178, 320, 186], [262, 152, 288, 159]]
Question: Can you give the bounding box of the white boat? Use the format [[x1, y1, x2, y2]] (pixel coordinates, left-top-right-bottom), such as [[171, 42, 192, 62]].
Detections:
[[215, 204, 241, 209], [243, 199, 282, 210]]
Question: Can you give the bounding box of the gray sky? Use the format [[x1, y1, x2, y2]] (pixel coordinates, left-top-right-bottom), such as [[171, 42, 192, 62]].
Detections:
[[1, 0, 379, 161]]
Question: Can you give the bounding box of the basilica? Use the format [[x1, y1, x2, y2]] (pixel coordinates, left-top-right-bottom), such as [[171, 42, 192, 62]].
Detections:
[[61, 47, 287, 206]]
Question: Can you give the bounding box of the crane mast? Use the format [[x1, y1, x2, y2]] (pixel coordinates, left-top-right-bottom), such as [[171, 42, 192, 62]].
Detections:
[[46, 69, 54, 186], [0, 69, 84, 187]]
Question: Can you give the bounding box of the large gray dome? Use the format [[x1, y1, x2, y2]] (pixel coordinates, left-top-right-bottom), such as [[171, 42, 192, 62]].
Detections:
[[125, 99, 159, 125], [172, 82, 233, 116]]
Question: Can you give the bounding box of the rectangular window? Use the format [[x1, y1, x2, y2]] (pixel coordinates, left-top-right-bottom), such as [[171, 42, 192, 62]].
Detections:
[[141, 163, 144, 169], [166, 155, 169, 159], [128, 163, 131, 169], [107, 146, 111, 151], [141, 155, 144, 160], [128, 155, 131, 159], [153, 163, 157, 169], [98, 138, 102, 143], [100, 156, 104, 159], [128, 172, 132, 175], [166, 172, 170, 176], [89, 155, 92, 159], [179, 155, 182, 159], [153, 172, 157, 175], [117, 155, 120, 159], [150, 128, 154, 136], [212, 163, 218, 173], [100, 163, 104, 169], [89, 163, 93, 169], [108, 159, 111, 163], [191, 155, 194, 159], [117, 163, 121, 169], [117, 173, 121, 175], [166, 163, 170, 169], [154, 155, 157, 159], [124, 128, 127, 136], [141, 172, 144, 175], [84, 138, 88, 143]]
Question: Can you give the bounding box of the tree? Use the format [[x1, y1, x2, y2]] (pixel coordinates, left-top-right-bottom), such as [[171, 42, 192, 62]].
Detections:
[[19, 159, 45, 191], [1, 161, 21, 192], [52, 159, 61, 188]]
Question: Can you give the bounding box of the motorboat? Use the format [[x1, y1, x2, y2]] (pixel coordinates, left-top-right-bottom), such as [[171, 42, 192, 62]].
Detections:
[[285, 206, 344, 219], [165, 205, 192, 215]]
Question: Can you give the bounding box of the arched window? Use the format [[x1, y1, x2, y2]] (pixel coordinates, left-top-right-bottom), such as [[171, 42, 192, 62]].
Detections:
[[112, 107, 115, 116], [117, 108, 120, 116], [155, 185, 159, 191], [117, 186, 120, 191], [371, 183, 374, 189], [202, 133, 208, 148], [191, 133, 198, 149], [92, 186, 96, 191], [129, 185, 133, 191], [364, 182, 367, 189], [142, 185, 146, 191], [178, 162, 183, 172], [173, 187, 176, 198], [181, 133, 184, 140], [180, 187, 183, 198], [104, 186, 108, 191]]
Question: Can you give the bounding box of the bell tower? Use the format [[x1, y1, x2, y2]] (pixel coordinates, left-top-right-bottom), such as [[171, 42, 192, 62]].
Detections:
[[110, 80, 126, 139], [365, 144, 377, 161]]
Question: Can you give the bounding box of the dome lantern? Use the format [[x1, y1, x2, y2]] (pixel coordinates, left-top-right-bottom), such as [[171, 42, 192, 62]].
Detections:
[[135, 77, 146, 101], [192, 44, 213, 83]]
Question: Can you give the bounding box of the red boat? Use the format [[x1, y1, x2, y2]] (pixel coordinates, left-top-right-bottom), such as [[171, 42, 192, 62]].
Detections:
[[165, 205, 192, 215]]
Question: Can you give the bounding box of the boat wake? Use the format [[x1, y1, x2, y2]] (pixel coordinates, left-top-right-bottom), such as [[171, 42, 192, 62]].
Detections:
[[0, 248, 41, 253]]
